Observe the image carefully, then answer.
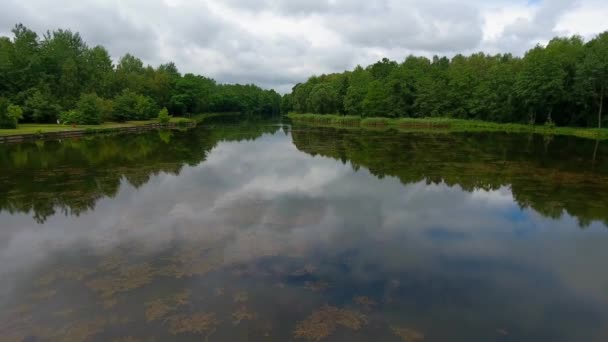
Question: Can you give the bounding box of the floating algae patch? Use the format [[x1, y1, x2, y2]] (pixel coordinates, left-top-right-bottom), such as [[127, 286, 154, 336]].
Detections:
[[354, 296, 377, 310], [144, 290, 191, 322], [52, 317, 107, 342], [159, 246, 225, 278], [391, 326, 425, 342], [233, 291, 249, 303], [291, 264, 317, 276], [232, 306, 257, 325], [293, 305, 368, 341], [86, 263, 155, 299], [29, 288, 57, 301], [103, 298, 121, 309], [304, 281, 330, 292], [35, 266, 94, 287], [165, 312, 219, 337], [53, 308, 76, 317], [112, 337, 157, 342]]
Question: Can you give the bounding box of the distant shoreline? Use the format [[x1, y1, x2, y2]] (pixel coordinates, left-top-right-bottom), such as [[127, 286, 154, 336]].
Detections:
[[287, 113, 608, 140], [0, 118, 194, 143]]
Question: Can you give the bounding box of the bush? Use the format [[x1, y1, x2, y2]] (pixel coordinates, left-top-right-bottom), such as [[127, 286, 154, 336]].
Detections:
[[158, 108, 171, 124], [25, 90, 61, 123], [76, 93, 103, 125], [0, 99, 23, 129], [60, 110, 83, 125], [113, 90, 158, 122]]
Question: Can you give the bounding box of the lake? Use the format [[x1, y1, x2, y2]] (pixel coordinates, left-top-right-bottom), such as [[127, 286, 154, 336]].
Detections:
[[1, 118, 607, 341]]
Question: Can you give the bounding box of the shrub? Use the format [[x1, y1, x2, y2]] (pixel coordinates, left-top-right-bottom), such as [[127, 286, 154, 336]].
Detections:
[[76, 93, 103, 125], [0, 99, 23, 129], [113, 90, 158, 121], [158, 108, 171, 124], [60, 110, 83, 125], [25, 90, 61, 123]]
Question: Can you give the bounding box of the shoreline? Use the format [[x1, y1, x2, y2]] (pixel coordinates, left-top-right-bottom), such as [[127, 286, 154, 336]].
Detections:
[[0, 119, 195, 144], [287, 113, 608, 140]]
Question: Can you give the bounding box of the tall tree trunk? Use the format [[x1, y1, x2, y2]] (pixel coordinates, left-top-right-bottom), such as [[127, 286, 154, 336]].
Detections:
[[599, 85, 604, 129]]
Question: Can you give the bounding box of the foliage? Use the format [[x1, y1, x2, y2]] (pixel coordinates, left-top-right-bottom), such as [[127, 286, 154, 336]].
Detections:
[[0, 98, 23, 128], [59, 109, 83, 125], [287, 113, 608, 140], [158, 108, 171, 124], [0, 23, 281, 126], [288, 31, 608, 128], [112, 90, 158, 122], [75, 93, 104, 124]]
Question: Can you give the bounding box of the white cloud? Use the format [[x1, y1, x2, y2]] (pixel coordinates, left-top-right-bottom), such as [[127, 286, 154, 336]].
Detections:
[[0, 0, 606, 92]]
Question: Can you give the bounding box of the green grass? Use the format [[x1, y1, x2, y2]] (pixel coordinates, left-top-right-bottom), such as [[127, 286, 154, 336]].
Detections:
[[287, 113, 608, 140], [0, 117, 193, 137]]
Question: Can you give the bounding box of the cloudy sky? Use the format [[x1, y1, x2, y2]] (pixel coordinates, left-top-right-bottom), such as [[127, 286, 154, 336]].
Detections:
[[1, 0, 607, 92]]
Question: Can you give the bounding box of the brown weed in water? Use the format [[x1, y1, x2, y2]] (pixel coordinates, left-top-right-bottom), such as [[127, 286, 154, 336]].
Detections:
[[165, 313, 219, 337], [144, 290, 191, 322], [86, 263, 155, 299], [233, 291, 249, 303], [304, 281, 330, 292], [293, 305, 368, 341], [232, 306, 257, 325], [36, 266, 93, 287], [29, 289, 57, 301], [354, 296, 377, 310], [391, 326, 425, 342], [52, 317, 107, 342]]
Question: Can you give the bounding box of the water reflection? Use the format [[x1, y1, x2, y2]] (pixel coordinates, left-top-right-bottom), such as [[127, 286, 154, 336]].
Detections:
[[0, 123, 607, 341]]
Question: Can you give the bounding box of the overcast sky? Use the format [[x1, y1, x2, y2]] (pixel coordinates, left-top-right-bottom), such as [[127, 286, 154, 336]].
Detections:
[[1, 0, 607, 93]]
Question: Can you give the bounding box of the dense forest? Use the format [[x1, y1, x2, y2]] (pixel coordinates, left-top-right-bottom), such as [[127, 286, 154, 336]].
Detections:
[[284, 32, 608, 128], [0, 24, 281, 128]]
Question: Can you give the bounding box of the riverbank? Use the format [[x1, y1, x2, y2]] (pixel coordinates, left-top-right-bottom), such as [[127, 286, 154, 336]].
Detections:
[[287, 113, 608, 140], [0, 118, 194, 143]]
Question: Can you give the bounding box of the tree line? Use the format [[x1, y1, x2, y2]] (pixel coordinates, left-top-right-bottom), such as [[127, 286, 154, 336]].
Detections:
[[0, 24, 281, 128], [283, 33, 608, 128]]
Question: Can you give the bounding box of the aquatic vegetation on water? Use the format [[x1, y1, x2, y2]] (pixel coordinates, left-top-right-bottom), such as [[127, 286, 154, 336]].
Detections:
[[160, 247, 225, 278], [28, 288, 57, 301], [35, 266, 94, 287], [112, 337, 157, 342], [214, 287, 225, 296], [86, 263, 155, 298], [293, 305, 368, 341], [165, 312, 219, 336], [304, 280, 330, 292], [354, 296, 377, 310], [291, 264, 317, 276], [144, 290, 191, 322], [391, 326, 425, 342], [52, 317, 107, 342], [232, 306, 257, 325], [53, 308, 75, 317], [233, 291, 249, 303]]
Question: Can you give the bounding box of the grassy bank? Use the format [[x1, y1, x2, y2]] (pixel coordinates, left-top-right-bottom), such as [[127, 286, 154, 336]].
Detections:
[[287, 113, 608, 140], [0, 117, 193, 137]]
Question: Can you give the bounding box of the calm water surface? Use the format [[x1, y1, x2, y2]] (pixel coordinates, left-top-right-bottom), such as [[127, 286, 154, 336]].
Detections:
[[1, 120, 607, 341]]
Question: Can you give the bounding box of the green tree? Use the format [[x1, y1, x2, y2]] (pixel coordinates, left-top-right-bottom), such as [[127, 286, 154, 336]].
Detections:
[[24, 89, 60, 123], [309, 83, 339, 114], [344, 66, 371, 116], [75, 93, 103, 124], [0, 98, 23, 128], [577, 32, 608, 128], [158, 107, 171, 124]]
